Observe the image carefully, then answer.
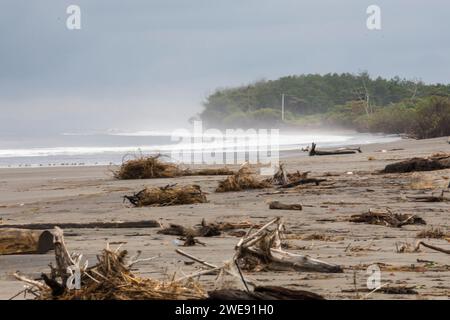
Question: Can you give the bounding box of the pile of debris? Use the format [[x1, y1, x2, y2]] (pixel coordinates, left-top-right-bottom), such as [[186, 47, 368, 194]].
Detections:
[[114, 154, 235, 180], [14, 228, 206, 300], [383, 153, 450, 173], [350, 209, 426, 228], [114, 155, 183, 179], [234, 218, 343, 273], [216, 165, 271, 192], [124, 184, 207, 207], [13, 226, 327, 300]]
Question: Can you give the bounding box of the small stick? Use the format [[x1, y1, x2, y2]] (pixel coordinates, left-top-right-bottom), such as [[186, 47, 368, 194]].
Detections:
[[414, 241, 450, 254], [241, 217, 279, 247], [13, 273, 48, 291], [175, 249, 217, 269]]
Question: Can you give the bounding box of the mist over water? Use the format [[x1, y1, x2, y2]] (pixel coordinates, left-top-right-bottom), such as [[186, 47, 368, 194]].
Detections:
[[0, 129, 400, 168]]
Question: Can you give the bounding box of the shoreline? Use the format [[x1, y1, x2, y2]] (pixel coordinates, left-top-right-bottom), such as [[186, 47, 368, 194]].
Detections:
[[0, 136, 449, 300], [0, 131, 402, 169]]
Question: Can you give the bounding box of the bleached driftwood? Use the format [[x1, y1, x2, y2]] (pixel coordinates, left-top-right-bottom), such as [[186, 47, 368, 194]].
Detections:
[[235, 218, 342, 273]]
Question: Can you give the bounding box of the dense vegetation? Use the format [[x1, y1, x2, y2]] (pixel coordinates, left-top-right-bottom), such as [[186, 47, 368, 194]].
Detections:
[[200, 73, 450, 138]]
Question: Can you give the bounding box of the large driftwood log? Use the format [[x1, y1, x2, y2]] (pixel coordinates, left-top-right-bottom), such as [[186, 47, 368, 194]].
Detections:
[[0, 220, 159, 230], [383, 154, 450, 173], [0, 228, 54, 255], [309, 143, 360, 156]]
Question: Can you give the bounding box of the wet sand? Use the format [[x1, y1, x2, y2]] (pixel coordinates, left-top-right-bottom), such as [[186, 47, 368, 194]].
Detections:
[[0, 137, 449, 300]]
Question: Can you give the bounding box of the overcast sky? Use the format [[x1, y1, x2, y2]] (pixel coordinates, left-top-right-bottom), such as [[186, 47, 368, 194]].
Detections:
[[1, 0, 449, 135]]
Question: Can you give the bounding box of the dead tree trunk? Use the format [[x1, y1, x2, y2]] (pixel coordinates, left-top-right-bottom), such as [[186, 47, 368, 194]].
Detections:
[[0, 228, 54, 255]]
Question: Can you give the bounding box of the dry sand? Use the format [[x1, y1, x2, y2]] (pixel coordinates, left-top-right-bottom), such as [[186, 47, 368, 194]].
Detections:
[[0, 137, 449, 300]]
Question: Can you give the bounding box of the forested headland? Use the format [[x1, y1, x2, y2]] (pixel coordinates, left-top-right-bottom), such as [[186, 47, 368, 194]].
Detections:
[[200, 72, 450, 139]]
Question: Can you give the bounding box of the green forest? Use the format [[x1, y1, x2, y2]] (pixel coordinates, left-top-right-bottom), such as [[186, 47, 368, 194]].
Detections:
[[200, 72, 450, 139]]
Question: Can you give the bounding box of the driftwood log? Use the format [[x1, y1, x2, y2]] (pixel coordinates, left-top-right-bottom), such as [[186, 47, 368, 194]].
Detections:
[[309, 143, 360, 156], [383, 154, 450, 173], [158, 219, 257, 237], [0, 228, 54, 255], [0, 220, 159, 230], [278, 177, 326, 188], [209, 286, 325, 300], [158, 222, 221, 237], [414, 241, 450, 254], [406, 191, 449, 202], [269, 201, 302, 211]]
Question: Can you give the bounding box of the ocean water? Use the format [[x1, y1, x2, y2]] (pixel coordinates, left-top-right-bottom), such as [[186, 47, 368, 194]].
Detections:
[[0, 130, 401, 168]]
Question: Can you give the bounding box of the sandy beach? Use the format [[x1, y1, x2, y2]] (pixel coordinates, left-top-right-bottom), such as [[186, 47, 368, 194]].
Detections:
[[0, 137, 449, 300]]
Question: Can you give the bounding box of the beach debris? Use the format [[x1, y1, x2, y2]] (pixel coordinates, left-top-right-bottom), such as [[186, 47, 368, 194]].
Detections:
[[178, 235, 206, 247], [383, 153, 450, 173], [208, 286, 325, 300], [13, 227, 207, 300], [124, 184, 207, 207], [292, 233, 341, 242], [265, 163, 308, 186], [0, 221, 159, 230], [414, 241, 450, 255], [158, 220, 221, 237], [264, 163, 325, 188], [184, 168, 235, 176], [349, 209, 426, 228], [175, 249, 323, 299], [114, 154, 183, 179], [342, 286, 418, 295], [158, 219, 257, 237], [278, 177, 326, 188], [0, 228, 54, 255], [406, 190, 449, 202], [114, 154, 235, 180], [269, 201, 302, 211], [215, 165, 271, 192], [416, 227, 448, 239], [309, 143, 361, 156], [234, 218, 343, 273]]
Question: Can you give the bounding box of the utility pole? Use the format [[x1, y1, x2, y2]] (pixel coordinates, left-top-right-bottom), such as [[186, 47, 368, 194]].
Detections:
[[281, 93, 285, 121]]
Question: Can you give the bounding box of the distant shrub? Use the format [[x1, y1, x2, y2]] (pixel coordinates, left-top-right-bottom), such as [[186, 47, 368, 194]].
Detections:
[[413, 96, 450, 138]]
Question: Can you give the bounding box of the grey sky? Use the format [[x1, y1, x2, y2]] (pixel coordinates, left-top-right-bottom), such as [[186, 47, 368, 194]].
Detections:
[[1, 0, 449, 134]]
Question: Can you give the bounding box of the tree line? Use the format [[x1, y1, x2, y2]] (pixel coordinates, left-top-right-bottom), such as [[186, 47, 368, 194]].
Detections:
[[200, 72, 450, 138]]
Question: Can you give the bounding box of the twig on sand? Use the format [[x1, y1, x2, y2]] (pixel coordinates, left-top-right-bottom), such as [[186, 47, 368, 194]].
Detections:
[[414, 241, 450, 254]]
